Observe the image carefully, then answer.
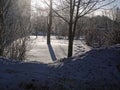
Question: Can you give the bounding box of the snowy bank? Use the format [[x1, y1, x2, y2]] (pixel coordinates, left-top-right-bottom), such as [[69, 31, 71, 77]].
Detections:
[[0, 45, 120, 90]]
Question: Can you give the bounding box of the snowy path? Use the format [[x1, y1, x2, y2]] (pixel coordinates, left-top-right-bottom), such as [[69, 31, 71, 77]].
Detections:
[[26, 36, 90, 63]]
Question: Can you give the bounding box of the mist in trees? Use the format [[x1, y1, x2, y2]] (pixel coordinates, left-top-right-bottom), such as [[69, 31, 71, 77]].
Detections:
[[0, 0, 31, 60]]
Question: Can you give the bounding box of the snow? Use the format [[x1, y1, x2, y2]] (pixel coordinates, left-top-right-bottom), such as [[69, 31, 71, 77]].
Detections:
[[0, 42, 120, 89], [25, 36, 90, 63]]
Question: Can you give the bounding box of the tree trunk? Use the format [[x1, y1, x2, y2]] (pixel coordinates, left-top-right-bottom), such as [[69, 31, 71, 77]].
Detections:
[[67, 0, 74, 57], [68, 19, 78, 57], [47, 0, 52, 44], [47, 23, 51, 44], [68, 33, 74, 57]]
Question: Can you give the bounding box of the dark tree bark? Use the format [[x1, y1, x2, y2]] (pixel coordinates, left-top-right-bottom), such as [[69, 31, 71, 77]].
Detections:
[[68, 0, 74, 57], [68, 0, 80, 57], [47, 0, 52, 44]]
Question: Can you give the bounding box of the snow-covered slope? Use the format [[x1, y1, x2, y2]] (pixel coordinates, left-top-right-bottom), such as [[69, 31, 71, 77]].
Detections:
[[0, 45, 120, 90]]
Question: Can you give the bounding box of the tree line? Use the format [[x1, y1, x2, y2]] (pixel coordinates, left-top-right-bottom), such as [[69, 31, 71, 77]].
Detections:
[[32, 0, 118, 57], [0, 0, 119, 60]]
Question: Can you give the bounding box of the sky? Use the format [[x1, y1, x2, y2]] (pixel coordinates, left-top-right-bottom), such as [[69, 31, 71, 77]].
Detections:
[[116, 0, 120, 7], [31, 0, 120, 16], [31, 0, 120, 7]]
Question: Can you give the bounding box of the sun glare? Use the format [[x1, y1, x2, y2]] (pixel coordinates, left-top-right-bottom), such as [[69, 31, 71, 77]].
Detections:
[[31, 0, 48, 8]]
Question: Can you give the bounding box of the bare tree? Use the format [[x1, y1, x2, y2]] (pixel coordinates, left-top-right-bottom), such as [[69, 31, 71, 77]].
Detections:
[[0, 0, 11, 56], [44, 0, 115, 57], [109, 7, 120, 44], [0, 0, 4, 56]]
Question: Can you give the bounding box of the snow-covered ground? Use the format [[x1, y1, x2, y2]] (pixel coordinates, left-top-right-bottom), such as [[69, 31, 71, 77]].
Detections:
[[0, 44, 120, 90], [25, 36, 90, 63]]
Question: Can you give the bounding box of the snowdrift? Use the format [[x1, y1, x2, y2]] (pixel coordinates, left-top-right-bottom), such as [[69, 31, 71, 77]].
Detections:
[[0, 45, 120, 90]]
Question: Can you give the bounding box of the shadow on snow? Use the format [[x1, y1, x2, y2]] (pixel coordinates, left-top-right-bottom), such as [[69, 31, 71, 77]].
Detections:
[[0, 45, 120, 89], [47, 44, 57, 61]]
